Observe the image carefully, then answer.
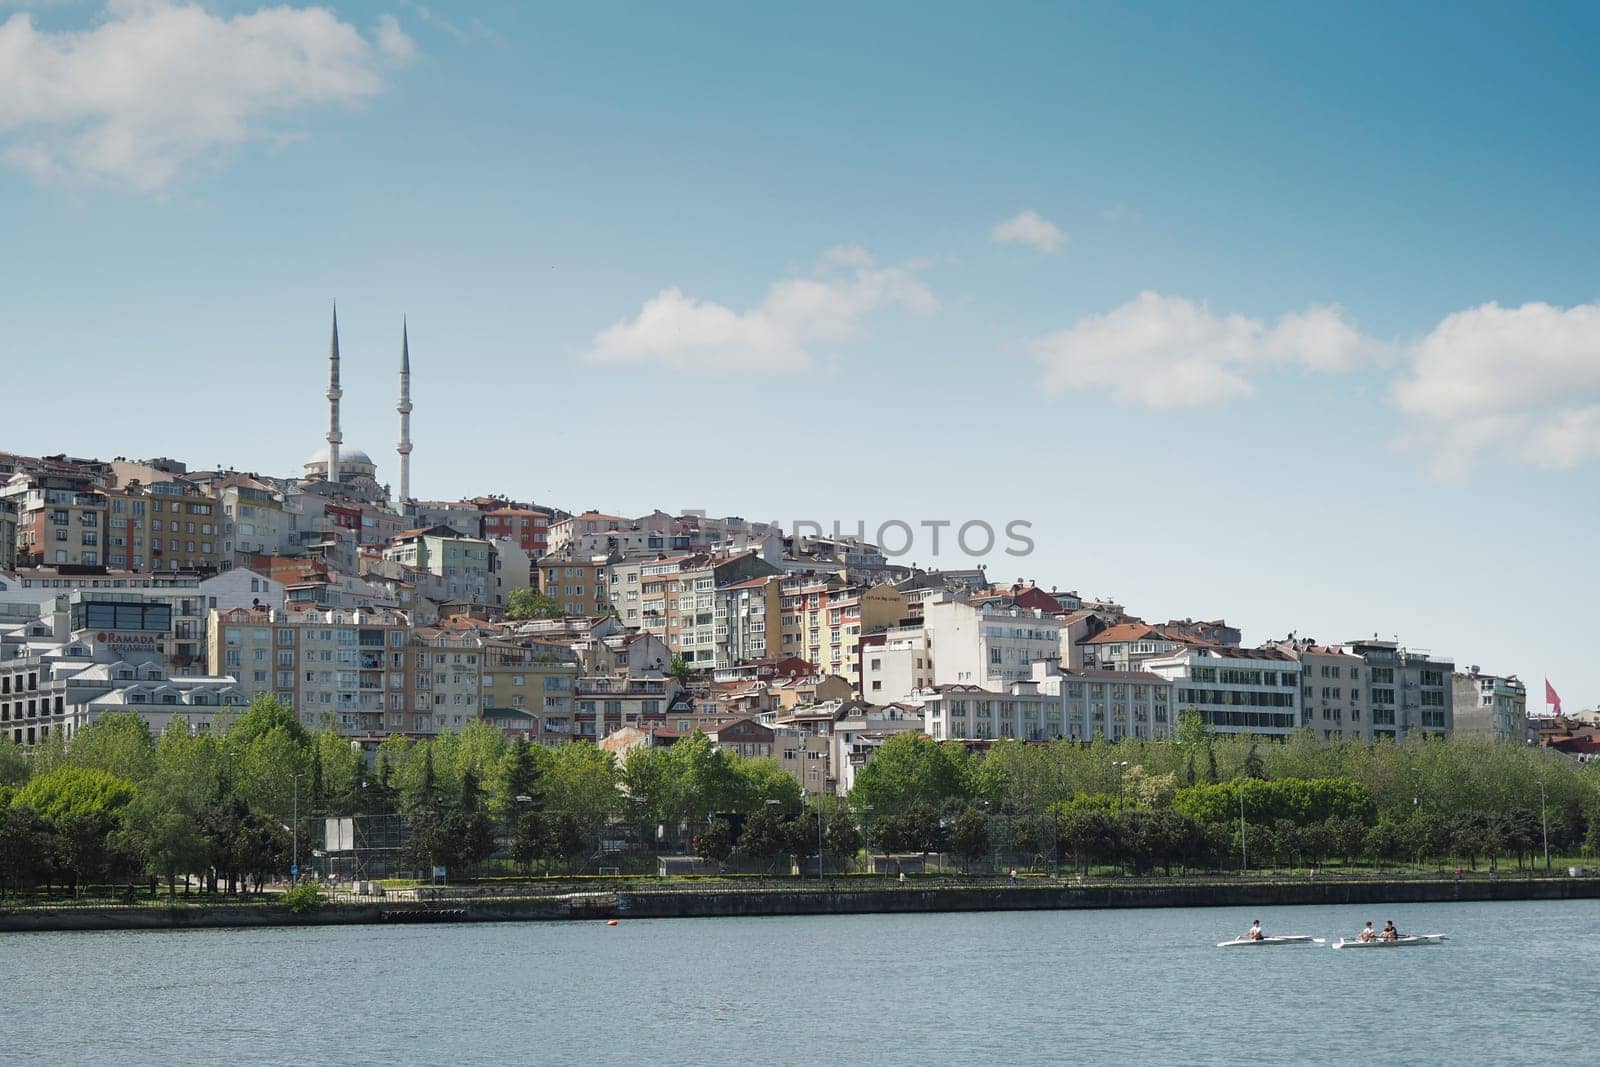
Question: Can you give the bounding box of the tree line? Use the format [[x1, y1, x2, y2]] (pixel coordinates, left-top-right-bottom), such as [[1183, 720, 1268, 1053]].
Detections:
[[3, 701, 1598, 897]]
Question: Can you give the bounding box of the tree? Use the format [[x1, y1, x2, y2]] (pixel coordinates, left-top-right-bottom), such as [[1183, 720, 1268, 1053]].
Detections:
[[950, 804, 992, 873], [67, 712, 157, 784], [850, 734, 970, 814], [695, 817, 735, 864], [1242, 742, 1266, 780], [16, 766, 136, 822], [0, 805, 49, 897], [736, 804, 790, 864], [546, 812, 590, 872], [225, 694, 309, 750], [506, 588, 565, 621], [669, 654, 693, 683], [511, 811, 548, 874], [0, 738, 30, 788], [497, 736, 545, 818], [825, 812, 864, 865]]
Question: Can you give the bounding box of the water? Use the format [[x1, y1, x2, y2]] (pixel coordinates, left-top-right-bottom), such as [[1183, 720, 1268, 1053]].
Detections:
[[2, 899, 1593, 1065]]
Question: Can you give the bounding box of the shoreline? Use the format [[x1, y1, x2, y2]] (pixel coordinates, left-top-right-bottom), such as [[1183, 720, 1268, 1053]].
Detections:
[[4, 874, 1598, 932]]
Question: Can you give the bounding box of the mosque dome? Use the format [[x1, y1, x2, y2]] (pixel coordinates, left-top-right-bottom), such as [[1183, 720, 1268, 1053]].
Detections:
[[307, 445, 375, 469]]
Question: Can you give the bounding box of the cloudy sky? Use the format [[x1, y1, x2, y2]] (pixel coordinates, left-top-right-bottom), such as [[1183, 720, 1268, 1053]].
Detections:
[[3, 1, 1597, 708]]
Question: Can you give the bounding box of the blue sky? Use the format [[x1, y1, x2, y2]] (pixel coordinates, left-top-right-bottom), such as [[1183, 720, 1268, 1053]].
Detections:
[[2, 1, 1597, 709]]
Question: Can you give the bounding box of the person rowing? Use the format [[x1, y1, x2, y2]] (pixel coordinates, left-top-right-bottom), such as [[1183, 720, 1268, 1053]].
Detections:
[[1243, 920, 1264, 941], [1357, 921, 1377, 943], [1380, 920, 1399, 942]]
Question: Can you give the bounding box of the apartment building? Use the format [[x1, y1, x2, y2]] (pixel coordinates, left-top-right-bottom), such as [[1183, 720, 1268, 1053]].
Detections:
[[921, 595, 1065, 686], [1078, 623, 1189, 671], [1452, 668, 1527, 741], [208, 606, 413, 737], [714, 574, 780, 667], [1141, 645, 1302, 737], [1268, 638, 1370, 739], [1343, 638, 1454, 739], [538, 550, 615, 617], [5, 471, 108, 568], [482, 505, 551, 558], [216, 477, 292, 567], [411, 627, 486, 734], [671, 553, 780, 666], [0, 496, 16, 571], [383, 526, 502, 608], [1029, 662, 1177, 741], [860, 626, 934, 701], [918, 680, 1059, 742], [1, 632, 243, 746], [102, 481, 221, 574], [481, 641, 579, 741]]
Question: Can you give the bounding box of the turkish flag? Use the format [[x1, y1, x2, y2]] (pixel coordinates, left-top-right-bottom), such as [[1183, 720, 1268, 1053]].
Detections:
[[1546, 678, 1562, 715]]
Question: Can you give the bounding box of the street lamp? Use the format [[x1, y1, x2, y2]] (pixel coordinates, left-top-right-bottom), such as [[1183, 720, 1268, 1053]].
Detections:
[[1538, 778, 1550, 872], [291, 771, 305, 886]]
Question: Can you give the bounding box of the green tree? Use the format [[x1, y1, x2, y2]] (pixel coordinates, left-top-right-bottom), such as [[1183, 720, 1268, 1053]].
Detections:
[[545, 812, 591, 872], [850, 734, 970, 814], [511, 811, 548, 873], [669, 654, 693, 683], [496, 737, 546, 818], [506, 588, 565, 620], [825, 811, 864, 864], [67, 712, 157, 784], [949, 804, 991, 873], [694, 817, 735, 864], [0, 805, 49, 897], [16, 765, 137, 822], [735, 804, 791, 864]]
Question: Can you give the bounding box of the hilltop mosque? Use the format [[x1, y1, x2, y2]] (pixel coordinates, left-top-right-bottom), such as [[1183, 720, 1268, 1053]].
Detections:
[[301, 306, 414, 510]]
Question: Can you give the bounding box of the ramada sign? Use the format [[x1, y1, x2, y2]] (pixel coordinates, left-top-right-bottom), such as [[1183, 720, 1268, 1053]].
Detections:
[[96, 631, 161, 654]]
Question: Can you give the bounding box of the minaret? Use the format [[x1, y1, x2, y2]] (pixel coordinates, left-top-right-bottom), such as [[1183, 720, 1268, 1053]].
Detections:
[[326, 304, 343, 486], [397, 318, 413, 504]]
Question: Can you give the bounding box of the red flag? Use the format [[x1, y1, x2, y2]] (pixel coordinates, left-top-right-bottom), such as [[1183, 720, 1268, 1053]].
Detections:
[[1545, 678, 1562, 715]]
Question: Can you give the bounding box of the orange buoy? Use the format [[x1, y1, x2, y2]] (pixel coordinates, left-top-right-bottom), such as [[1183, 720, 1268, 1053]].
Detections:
[[606, 919, 618, 926]]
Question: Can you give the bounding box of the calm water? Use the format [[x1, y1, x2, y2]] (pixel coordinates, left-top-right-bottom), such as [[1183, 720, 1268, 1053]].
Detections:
[[2, 898, 1594, 1065]]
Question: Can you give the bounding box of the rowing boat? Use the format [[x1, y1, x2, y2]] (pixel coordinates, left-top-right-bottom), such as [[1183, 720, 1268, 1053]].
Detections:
[[1216, 935, 1321, 948], [1331, 934, 1447, 949]]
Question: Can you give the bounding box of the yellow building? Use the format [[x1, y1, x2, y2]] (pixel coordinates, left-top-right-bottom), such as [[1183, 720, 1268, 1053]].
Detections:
[[104, 482, 221, 574]]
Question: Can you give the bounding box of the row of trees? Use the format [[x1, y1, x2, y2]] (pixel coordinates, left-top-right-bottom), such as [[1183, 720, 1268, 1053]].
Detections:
[[3, 700, 1598, 894]]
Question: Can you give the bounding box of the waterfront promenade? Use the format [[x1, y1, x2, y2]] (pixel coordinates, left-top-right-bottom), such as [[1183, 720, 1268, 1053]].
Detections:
[[4, 870, 1598, 932]]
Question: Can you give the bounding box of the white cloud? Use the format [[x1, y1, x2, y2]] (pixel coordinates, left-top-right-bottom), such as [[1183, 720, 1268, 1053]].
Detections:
[[1030, 291, 1377, 408], [585, 253, 937, 373], [1392, 300, 1600, 474], [0, 1, 414, 191], [991, 209, 1066, 254]]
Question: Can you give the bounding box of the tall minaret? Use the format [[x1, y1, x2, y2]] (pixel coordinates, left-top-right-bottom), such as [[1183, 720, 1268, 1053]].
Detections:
[[397, 318, 413, 504], [326, 303, 343, 486]]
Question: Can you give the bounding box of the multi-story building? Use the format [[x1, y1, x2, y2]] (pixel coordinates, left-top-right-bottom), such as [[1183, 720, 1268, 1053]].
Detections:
[[1030, 662, 1176, 741], [714, 574, 781, 667], [384, 526, 502, 608], [482, 506, 551, 559], [812, 583, 906, 688], [1141, 645, 1301, 737], [481, 641, 579, 742], [538, 550, 615, 618], [0, 496, 16, 572], [921, 594, 1065, 686], [1267, 638, 1370, 740], [1078, 623, 1189, 671], [917, 680, 1060, 742], [208, 606, 413, 737], [4, 471, 108, 568], [410, 626, 486, 734], [102, 481, 221, 575], [1, 632, 244, 746], [1343, 638, 1454, 739], [572, 674, 683, 739], [671, 553, 780, 667], [1452, 668, 1526, 741], [860, 626, 934, 701], [215, 477, 292, 568]]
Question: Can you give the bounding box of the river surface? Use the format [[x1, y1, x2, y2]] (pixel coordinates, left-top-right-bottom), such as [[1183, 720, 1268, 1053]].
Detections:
[[1, 898, 1593, 1065]]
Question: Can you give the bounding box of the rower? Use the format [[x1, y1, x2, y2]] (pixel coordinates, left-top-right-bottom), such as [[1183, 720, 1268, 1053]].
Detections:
[[1244, 920, 1264, 941], [1357, 921, 1376, 943], [1380, 920, 1399, 941]]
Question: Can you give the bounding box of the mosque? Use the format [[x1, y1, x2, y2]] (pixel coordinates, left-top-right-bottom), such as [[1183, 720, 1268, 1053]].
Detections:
[[300, 306, 413, 510]]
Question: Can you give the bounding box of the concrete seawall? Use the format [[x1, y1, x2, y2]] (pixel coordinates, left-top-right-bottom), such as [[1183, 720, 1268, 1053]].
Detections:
[[4, 877, 1597, 932]]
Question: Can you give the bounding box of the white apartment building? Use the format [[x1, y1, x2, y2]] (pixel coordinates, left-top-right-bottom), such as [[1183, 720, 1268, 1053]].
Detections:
[[921, 595, 1064, 686], [1452, 669, 1527, 741], [715, 575, 777, 667], [860, 626, 933, 701], [918, 681, 1058, 742], [1141, 646, 1302, 737], [1030, 662, 1176, 741]]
